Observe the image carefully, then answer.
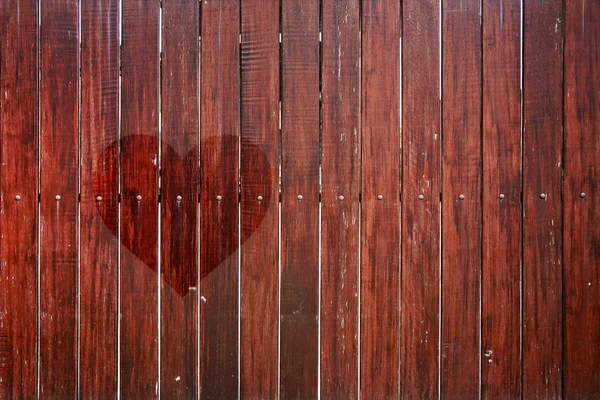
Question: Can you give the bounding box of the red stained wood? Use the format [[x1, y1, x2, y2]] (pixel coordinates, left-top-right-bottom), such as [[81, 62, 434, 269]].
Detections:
[[200, 1, 239, 398], [120, 0, 159, 397], [39, 0, 79, 396], [563, 2, 600, 397], [360, 1, 400, 398], [0, 1, 38, 397], [481, 1, 521, 398], [161, 0, 199, 397], [321, 1, 360, 398], [441, 1, 482, 398], [240, 0, 279, 397], [401, 0, 440, 398], [80, 0, 119, 397], [522, 2, 563, 398], [280, 1, 320, 397]]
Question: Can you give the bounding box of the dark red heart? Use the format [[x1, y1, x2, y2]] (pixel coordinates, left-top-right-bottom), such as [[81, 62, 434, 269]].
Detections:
[[93, 135, 273, 297]]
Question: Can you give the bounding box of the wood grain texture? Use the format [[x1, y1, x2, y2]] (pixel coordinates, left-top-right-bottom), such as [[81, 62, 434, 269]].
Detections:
[[321, 1, 360, 398], [563, 2, 600, 398], [161, 0, 199, 397], [39, 0, 79, 396], [522, 2, 563, 398], [120, 0, 159, 397], [200, 1, 239, 398], [360, 1, 400, 398], [240, 0, 279, 398], [280, 0, 320, 398], [401, 0, 440, 398], [0, 1, 38, 397], [441, 1, 482, 398], [80, 0, 119, 398], [481, 1, 521, 398]]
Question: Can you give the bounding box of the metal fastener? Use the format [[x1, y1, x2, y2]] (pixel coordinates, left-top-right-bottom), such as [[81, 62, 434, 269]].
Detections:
[[377, 194, 383, 200], [418, 194, 424, 200], [137, 195, 142, 201], [55, 195, 61, 201], [216, 195, 222, 201], [499, 194, 505, 200], [257, 195, 263, 201], [580, 192, 586, 198], [176, 195, 182, 201], [96, 196, 102, 202], [297, 194, 303, 201], [540, 193, 547, 199], [338, 195, 344, 201], [15, 195, 21, 201], [459, 194, 465, 200]]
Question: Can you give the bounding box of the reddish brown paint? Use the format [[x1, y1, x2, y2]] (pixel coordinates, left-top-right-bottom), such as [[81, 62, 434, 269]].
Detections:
[[361, 1, 401, 398], [321, 1, 360, 398], [0, 0, 38, 397], [80, 0, 119, 398], [401, 0, 440, 398], [481, 0, 522, 398]]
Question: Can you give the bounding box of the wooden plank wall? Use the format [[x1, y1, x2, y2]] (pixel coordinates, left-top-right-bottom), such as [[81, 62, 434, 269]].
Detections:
[[0, 1, 599, 399]]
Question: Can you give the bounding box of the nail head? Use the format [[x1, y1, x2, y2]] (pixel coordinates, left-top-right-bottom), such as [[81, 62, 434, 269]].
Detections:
[[338, 195, 344, 201], [540, 193, 547, 199], [418, 194, 424, 200], [499, 194, 505, 200], [377, 194, 383, 200], [55, 195, 61, 201], [96, 196, 102, 202], [216, 195, 222, 201], [580, 192, 586, 198], [136, 195, 142, 201], [459, 194, 465, 200], [176, 195, 182, 201], [297, 194, 303, 201], [15, 195, 21, 201], [257, 195, 263, 201]]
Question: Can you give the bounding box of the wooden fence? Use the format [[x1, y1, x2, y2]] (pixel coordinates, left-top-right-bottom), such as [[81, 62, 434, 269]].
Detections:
[[0, 0, 598, 399]]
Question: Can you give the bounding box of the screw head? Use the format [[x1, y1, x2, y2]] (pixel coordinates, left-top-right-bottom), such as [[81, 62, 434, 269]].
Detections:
[[459, 194, 465, 200], [377, 194, 383, 200], [499, 194, 505, 200], [580, 192, 586, 198], [418, 194, 424, 200], [15, 195, 21, 201], [55, 195, 61, 201], [257, 195, 263, 201], [136, 195, 142, 201], [96, 196, 102, 202], [338, 195, 344, 201], [540, 193, 547, 199], [176, 195, 182, 201]]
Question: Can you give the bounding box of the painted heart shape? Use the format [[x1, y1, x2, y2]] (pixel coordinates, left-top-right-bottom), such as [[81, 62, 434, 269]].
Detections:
[[93, 135, 274, 297]]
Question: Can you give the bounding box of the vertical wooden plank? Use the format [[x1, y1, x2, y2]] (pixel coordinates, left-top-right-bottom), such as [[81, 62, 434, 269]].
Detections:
[[360, 1, 400, 398], [39, 0, 79, 396], [401, 0, 440, 398], [481, 0, 521, 398], [80, 0, 119, 397], [280, 0, 320, 397], [161, 0, 199, 397], [321, 1, 360, 398], [522, 1, 563, 398], [441, 0, 482, 398], [200, 1, 239, 398], [120, 0, 159, 397], [240, 0, 279, 398], [564, 2, 600, 398], [0, 0, 38, 397]]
